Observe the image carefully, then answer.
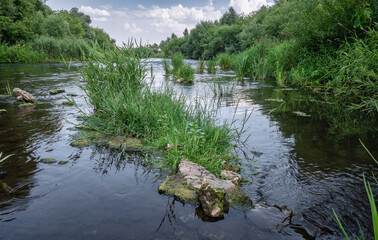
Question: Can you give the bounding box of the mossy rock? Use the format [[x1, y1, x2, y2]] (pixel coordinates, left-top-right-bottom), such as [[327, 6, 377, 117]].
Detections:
[[0, 109, 7, 115], [224, 186, 253, 210], [40, 158, 57, 164], [50, 90, 65, 95], [18, 103, 34, 108], [222, 161, 241, 173], [70, 139, 89, 147], [58, 161, 69, 165], [108, 136, 143, 151], [92, 135, 111, 145], [158, 175, 199, 204]]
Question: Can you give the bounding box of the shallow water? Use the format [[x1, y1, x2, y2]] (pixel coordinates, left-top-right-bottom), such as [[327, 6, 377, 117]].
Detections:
[[0, 61, 377, 239]]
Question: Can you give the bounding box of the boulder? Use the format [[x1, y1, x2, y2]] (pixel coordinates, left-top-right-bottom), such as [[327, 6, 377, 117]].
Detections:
[[13, 88, 36, 103], [158, 158, 252, 216]]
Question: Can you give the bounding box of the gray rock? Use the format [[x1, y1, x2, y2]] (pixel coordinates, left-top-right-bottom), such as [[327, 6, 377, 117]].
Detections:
[[221, 170, 243, 184], [198, 180, 227, 217], [13, 88, 36, 103], [40, 158, 57, 164]]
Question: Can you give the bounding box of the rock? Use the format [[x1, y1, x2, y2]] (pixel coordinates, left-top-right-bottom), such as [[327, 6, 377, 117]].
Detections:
[[176, 78, 185, 83], [70, 139, 89, 147], [159, 175, 199, 204], [108, 136, 126, 148], [13, 88, 36, 103], [62, 100, 74, 106], [40, 158, 57, 164], [49, 90, 65, 95], [158, 158, 252, 211], [221, 161, 240, 172], [198, 180, 228, 217], [0, 109, 7, 115], [221, 170, 243, 184], [18, 103, 34, 108], [58, 161, 69, 165]]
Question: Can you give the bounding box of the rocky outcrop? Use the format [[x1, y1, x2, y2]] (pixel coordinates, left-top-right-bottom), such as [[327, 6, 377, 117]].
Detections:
[[159, 158, 252, 218], [13, 88, 36, 103]]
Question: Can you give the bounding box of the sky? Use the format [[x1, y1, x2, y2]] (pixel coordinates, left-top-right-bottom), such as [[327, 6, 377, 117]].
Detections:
[[46, 0, 274, 45]]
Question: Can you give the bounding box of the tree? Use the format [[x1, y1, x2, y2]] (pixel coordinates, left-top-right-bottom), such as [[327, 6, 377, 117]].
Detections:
[[220, 7, 239, 25]]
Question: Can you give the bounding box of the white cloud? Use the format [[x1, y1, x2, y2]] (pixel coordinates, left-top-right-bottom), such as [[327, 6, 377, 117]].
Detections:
[[229, 0, 273, 14], [124, 23, 143, 33], [143, 1, 221, 35], [137, 4, 146, 10], [79, 6, 110, 17], [93, 17, 108, 22]]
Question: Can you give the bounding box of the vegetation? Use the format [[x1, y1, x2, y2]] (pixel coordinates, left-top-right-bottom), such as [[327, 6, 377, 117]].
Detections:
[[165, 52, 195, 82], [0, 0, 115, 63], [0, 152, 13, 165], [197, 58, 205, 74], [206, 58, 217, 74], [80, 43, 238, 174], [145, 0, 377, 111]]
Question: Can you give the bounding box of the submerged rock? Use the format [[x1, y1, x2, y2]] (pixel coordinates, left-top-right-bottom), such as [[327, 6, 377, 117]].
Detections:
[[158, 158, 252, 217], [58, 161, 69, 165], [13, 88, 36, 103], [49, 90, 65, 95], [0, 109, 7, 115], [108, 136, 142, 151], [40, 158, 57, 164], [70, 139, 89, 147]]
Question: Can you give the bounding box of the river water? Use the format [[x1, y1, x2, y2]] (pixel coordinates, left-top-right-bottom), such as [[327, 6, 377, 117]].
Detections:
[[0, 60, 377, 239]]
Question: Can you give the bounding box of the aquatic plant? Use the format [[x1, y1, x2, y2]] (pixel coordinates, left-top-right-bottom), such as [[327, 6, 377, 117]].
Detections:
[[162, 58, 171, 75], [217, 53, 231, 70], [198, 58, 205, 74], [175, 64, 195, 83], [171, 52, 184, 76], [333, 140, 377, 240], [206, 58, 217, 74], [5, 82, 12, 96], [0, 152, 14, 165], [81, 42, 238, 174], [208, 80, 235, 97]]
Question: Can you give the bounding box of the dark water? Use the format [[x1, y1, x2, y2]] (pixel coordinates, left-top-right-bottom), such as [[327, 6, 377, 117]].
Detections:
[[0, 61, 377, 239]]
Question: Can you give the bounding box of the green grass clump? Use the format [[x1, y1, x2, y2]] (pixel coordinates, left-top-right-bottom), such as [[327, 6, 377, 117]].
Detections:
[[0, 44, 47, 63], [81, 42, 238, 174], [175, 64, 195, 82], [171, 52, 184, 76], [230, 54, 250, 80], [198, 58, 205, 74], [162, 58, 171, 75], [206, 58, 217, 74]]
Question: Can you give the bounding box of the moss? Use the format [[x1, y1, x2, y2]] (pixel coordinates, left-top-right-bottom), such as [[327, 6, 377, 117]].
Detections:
[[70, 139, 89, 147], [225, 186, 253, 210], [40, 158, 57, 164], [158, 175, 199, 204]]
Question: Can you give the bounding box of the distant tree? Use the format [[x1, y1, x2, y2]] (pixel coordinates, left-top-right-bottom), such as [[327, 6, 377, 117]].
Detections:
[[44, 14, 69, 38], [220, 7, 239, 25], [183, 28, 189, 36]]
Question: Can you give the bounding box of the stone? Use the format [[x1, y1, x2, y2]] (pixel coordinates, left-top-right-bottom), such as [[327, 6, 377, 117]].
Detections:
[[176, 78, 185, 83], [158, 158, 252, 211], [13, 88, 36, 103], [70, 139, 89, 147], [0, 109, 7, 115], [221, 161, 240, 172], [198, 180, 227, 217], [62, 100, 74, 106], [49, 90, 65, 95], [221, 170, 243, 184], [108, 136, 142, 151], [108, 136, 126, 148], [58, 161, 69, 165], [159, 175, 199, 204], [40, 158, 57, 164]]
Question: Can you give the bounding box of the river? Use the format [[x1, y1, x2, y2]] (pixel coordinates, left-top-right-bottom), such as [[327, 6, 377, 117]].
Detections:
[[0, 60, 377, 239]]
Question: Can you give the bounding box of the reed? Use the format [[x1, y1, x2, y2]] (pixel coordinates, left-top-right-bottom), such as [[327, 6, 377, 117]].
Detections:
[[206, 58, 217, 74]]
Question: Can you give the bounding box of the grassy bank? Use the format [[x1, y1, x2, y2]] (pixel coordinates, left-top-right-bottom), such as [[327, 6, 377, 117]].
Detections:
[[80, 43, 238, 174]]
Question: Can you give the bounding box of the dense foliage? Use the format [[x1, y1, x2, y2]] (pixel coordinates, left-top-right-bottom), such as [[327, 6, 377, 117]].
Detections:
[[151, 0, 377, 111], [0, 0, 115, 62]]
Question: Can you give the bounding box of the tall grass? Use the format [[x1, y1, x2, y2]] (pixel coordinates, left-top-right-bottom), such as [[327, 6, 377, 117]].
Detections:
[[206, 58, 217, 74], [230, 54, 250, 80], [0, 44, 47, 63], [170, 52, 195, 82], [208, 80, 235, 97], [81, 42, 238, 174], [171, 52, 184, 76], [217, 53, 231, 70], [198, 58, 205, 74], [162, 58, 171, 75]]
